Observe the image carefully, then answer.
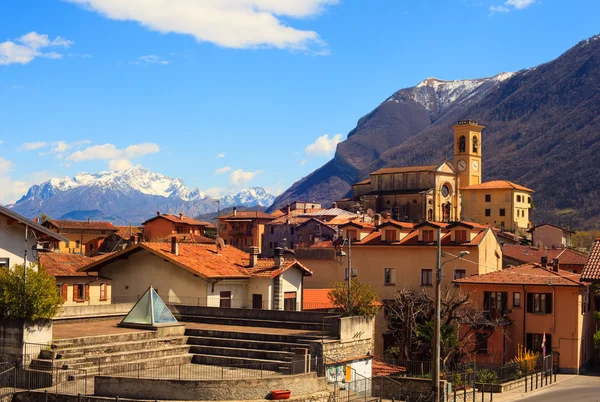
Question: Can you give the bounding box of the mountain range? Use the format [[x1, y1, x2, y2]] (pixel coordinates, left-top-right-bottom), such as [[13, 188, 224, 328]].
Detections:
[[269, 34, 600, 230], [8, 167, 275, 225]]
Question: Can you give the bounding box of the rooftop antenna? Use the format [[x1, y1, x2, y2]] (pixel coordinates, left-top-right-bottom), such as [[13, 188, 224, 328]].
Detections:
[[215, 236, 225, 255]]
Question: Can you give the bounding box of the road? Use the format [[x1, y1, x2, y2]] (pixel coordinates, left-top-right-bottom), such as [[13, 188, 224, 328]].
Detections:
[[517, 375, 600, 402]]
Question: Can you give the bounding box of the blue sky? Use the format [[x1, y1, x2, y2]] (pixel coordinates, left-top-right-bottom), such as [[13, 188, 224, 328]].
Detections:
[[0, 0, 598, 204]]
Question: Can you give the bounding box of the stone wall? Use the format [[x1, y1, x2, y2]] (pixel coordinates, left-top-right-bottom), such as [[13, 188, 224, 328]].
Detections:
[[0, 320, 52, 359], [54, 303, 134, 320], [372, 376, 447, 400], [311, 339, 374, 362], [94, 372, 327, 400]]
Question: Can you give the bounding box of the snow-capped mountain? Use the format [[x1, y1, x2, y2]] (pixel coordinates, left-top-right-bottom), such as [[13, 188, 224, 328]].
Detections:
[[9, 167, 275, 225]]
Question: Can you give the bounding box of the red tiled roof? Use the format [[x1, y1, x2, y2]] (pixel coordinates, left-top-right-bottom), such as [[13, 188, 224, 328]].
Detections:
[[303, 289, 336, 310], [340, 220, 375, 229], [461, 180, 534, 192], [531, 223, 575, 234], [354, 178, 371, 185], [447, 221, 490, 231], [114, 225, 144, 238], [143, 214, 214, 227], [371, 165, 439, 175], [377, 220, 415, 230], [372, 359, 407, 376], [218, 211, 275, 220], [268, 216, 311, 226], [79, 242, 311, 280], [502, 245, 588, 266], [455, 263, 582, 287], [39, 252, 97, 277], [581, 239, 600, 281], [45, 219, 117, 231]]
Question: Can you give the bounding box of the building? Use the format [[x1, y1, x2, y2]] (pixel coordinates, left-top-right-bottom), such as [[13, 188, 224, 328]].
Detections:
[[217, 208, 275, 254], [142, 212, 215, 242], [297, 218, 503, 353], [529, 223, 575, 249], [454, 261, 594, 373], [79, 241, 312, 311], [460, 180, 534, 233], [502, 244, 588, 273], [39, 252, 112, 306], [336, 120, 534, 232], [0, 205, 66, 269], [42, 219, 119, 254]]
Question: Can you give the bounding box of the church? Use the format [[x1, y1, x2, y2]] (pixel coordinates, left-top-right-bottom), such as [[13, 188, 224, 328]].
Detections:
[[337, 120, 533, 233]]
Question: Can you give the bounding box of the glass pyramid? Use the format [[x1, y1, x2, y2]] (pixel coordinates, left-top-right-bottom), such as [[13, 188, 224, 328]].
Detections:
[[120, 286, 178, 327]]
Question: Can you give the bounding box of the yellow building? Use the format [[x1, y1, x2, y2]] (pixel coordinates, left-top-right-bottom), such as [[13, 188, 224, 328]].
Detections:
[[42, 219, 119, 254], [452, 120, 483, 187], [460, 180, 534, 233], [297, 218, 503, 353]]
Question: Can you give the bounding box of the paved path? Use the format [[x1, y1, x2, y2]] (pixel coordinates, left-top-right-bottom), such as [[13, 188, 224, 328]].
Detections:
[[508, 374, 600, 402]]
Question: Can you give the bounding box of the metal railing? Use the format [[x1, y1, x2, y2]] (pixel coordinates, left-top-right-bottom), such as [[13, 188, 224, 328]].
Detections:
[[0, 364, 88, 396]]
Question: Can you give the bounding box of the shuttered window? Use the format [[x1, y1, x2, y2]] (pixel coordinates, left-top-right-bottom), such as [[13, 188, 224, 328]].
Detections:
[[526, 293, 552, 314]]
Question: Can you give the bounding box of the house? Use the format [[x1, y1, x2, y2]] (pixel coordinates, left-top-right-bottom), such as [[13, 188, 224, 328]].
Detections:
[[580, 238, 600, 310], [39, 252, 112, 306], [296, 218, 503, 353], [460, 180, 534, 233], [502, 244, 588, 273], [142, 212, 215, 242], [42, 219, 119, 254], [454, 261, 594, 373], [529, 223, 575, 249], [217, 208, 275, 254], [0, 205, 66, 269], [263, 215, 337, 257], [78, 241, 312, 311]]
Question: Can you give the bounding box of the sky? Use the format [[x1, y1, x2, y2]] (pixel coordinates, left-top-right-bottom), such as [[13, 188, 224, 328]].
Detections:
[[0, 0, 598, 204]]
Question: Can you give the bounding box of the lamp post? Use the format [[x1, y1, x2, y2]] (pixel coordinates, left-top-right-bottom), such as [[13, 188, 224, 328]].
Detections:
[[432, 226, 470, 402], [336, 236, 352, 312]]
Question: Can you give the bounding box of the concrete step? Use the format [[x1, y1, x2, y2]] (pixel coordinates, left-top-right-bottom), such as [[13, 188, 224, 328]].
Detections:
[[178, 315, 329, 332], [184, 328, 328, 344], [50, 330, 158, 348], [84, 345, 191, 366], [187, 336, 307, 352], [29, 356, 92, 370], [45, 336, 188, 359], [191, 354, 291, 371], [77, 354, 194, 379], [189, 345, 294, 361]]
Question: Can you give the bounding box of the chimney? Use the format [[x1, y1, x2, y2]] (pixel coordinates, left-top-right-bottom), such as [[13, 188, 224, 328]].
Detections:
[[33, 217, 38, 223], [171, 237, 179, 256], [274, 247, 284, 268], [248, 246, 259, 267], [233, 207, 237, 217], [332, 202, 338, 209], [87, 217, 91, 223], [373, 213, 382, 226], [179, 212, 184, 220], [541, 256, 548, 269], [552, 258, 560, 272], [286, 204, 291, 216], [157, 211, 161, 216]]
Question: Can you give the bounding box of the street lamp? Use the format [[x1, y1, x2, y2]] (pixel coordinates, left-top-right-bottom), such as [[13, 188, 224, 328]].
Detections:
[[432, 225, 470, 402], [336, 236, 352, 312]]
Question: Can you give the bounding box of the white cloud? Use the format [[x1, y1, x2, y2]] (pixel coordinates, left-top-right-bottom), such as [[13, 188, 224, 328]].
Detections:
[[304, 133, 342, 157], [44, 140, 91, 158], [229, 169, 262, 187], [131, 54, 170, 65], [19, 142, 47, 151], [215, 166, 232, 174], [490, 0, 535, 14], [0, 31, 73, 65], [0, 157, 55, 204], [300, 159, 308, 166], [64, 0, 337, 53], [216, 153, 225, 159], [109, 159, 133, 170], [205, 187, 227, 198], [67, 142, 160, 161]]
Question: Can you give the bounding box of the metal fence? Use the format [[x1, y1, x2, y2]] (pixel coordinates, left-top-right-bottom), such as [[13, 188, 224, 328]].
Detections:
[[0, 364, 88, 397]]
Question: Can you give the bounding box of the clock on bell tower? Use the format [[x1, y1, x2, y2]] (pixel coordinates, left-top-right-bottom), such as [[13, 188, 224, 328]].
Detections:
[[452, 120, 484, 187]]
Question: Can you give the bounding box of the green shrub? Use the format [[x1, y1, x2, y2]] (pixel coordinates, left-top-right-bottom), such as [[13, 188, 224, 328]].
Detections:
[[475, 368, 499, 384], [594, 330, 600, 348]]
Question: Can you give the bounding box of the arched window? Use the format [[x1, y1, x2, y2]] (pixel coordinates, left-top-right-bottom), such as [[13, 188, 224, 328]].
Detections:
[[472, 136, 479, 154], [428, 209, 433, 221], [412, 199, 418, 204], [458, 136, 466, 153]]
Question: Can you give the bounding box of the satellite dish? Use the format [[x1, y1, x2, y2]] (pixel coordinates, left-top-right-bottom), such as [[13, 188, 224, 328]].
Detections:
[[215, 236, 225, 253], [367, 208, 374, 218]]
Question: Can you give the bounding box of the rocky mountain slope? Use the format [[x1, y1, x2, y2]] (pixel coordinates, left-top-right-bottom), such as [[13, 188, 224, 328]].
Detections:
[[270, 35, 600, 229], [9, 167, 275, 225]]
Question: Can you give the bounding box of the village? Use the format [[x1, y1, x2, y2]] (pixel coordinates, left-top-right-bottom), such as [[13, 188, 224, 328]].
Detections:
[[1, 121, 599, 402]]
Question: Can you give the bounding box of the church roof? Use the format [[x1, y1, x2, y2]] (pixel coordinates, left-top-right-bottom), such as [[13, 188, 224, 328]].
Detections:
[[371, 165, 439, 175], [461, 180, 534, 192]]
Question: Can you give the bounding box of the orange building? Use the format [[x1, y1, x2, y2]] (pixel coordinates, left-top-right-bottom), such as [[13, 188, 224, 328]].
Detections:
[[42, 219, 118, 254], [455, 262, 594, 373], [142, 212, 215, 241], [217, 208, 275, 254]]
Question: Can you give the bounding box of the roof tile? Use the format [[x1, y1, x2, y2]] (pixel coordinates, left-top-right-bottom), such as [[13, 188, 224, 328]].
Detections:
[[461, 180, 534, 192], [39, 253, 97, 277], [581, 239, 600, 281], [455, 263, 582, 286]]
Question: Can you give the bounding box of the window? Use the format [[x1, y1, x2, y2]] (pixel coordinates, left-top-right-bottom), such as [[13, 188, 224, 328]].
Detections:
[[472, 135, 479, 154], [454, 269, 466, 280], [347, 229, 358, 241], [527, 293, 552, 314], [513, 292, 521, 307], [526, 333, 552, 353], [284, 292, 297, 311], [476, 332, 488, 354], [499, 209, 506, 217], [528, 197, 532, 204], [270, 226, 274, 235], [455, 230, 467, 243], [422, 230, 434, 242], [516, 195, 522, 202], [99, 283, 108, 301], [384, 268, 396, 285], [483, 291, 508, 317], [485, 209, 491, 217], [252, 294, 263, 309], [385, 230, 397, 242], [458, 136, 466, 153], [73, 284, 89, 302], [0, 258, 9, 269], [291, 226, 295, 235], [421, 269, 433, 286], [485, 194, 491, 202], [219, 291, 231, 308], [75, 240, 81, 248]]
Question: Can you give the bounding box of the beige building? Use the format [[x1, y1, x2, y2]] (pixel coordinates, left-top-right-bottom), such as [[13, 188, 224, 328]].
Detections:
[[42, 219, 119, 254], [217, 208, 275, 254], [529, 223, 574, 249]]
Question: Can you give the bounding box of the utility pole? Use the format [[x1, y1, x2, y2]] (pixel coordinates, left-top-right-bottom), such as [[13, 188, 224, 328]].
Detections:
[[347, 238, 352, 310], [432, 226, 442, 402]]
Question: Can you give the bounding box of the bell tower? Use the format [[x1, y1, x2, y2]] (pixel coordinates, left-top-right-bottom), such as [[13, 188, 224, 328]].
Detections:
[[453, 120, 484, 187]]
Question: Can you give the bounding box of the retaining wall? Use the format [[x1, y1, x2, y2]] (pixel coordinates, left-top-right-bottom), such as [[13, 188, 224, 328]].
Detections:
[[54, 303, 135, 320]]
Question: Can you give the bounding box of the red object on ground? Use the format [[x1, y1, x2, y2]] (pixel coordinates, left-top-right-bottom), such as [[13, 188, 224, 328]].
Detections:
[[271, 390, 292, 400]]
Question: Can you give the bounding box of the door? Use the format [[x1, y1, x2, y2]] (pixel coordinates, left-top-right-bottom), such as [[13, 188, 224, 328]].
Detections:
[[219, 291, 231, 308], [252, 294, 263, 309], [284, 292, 297, 311]]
